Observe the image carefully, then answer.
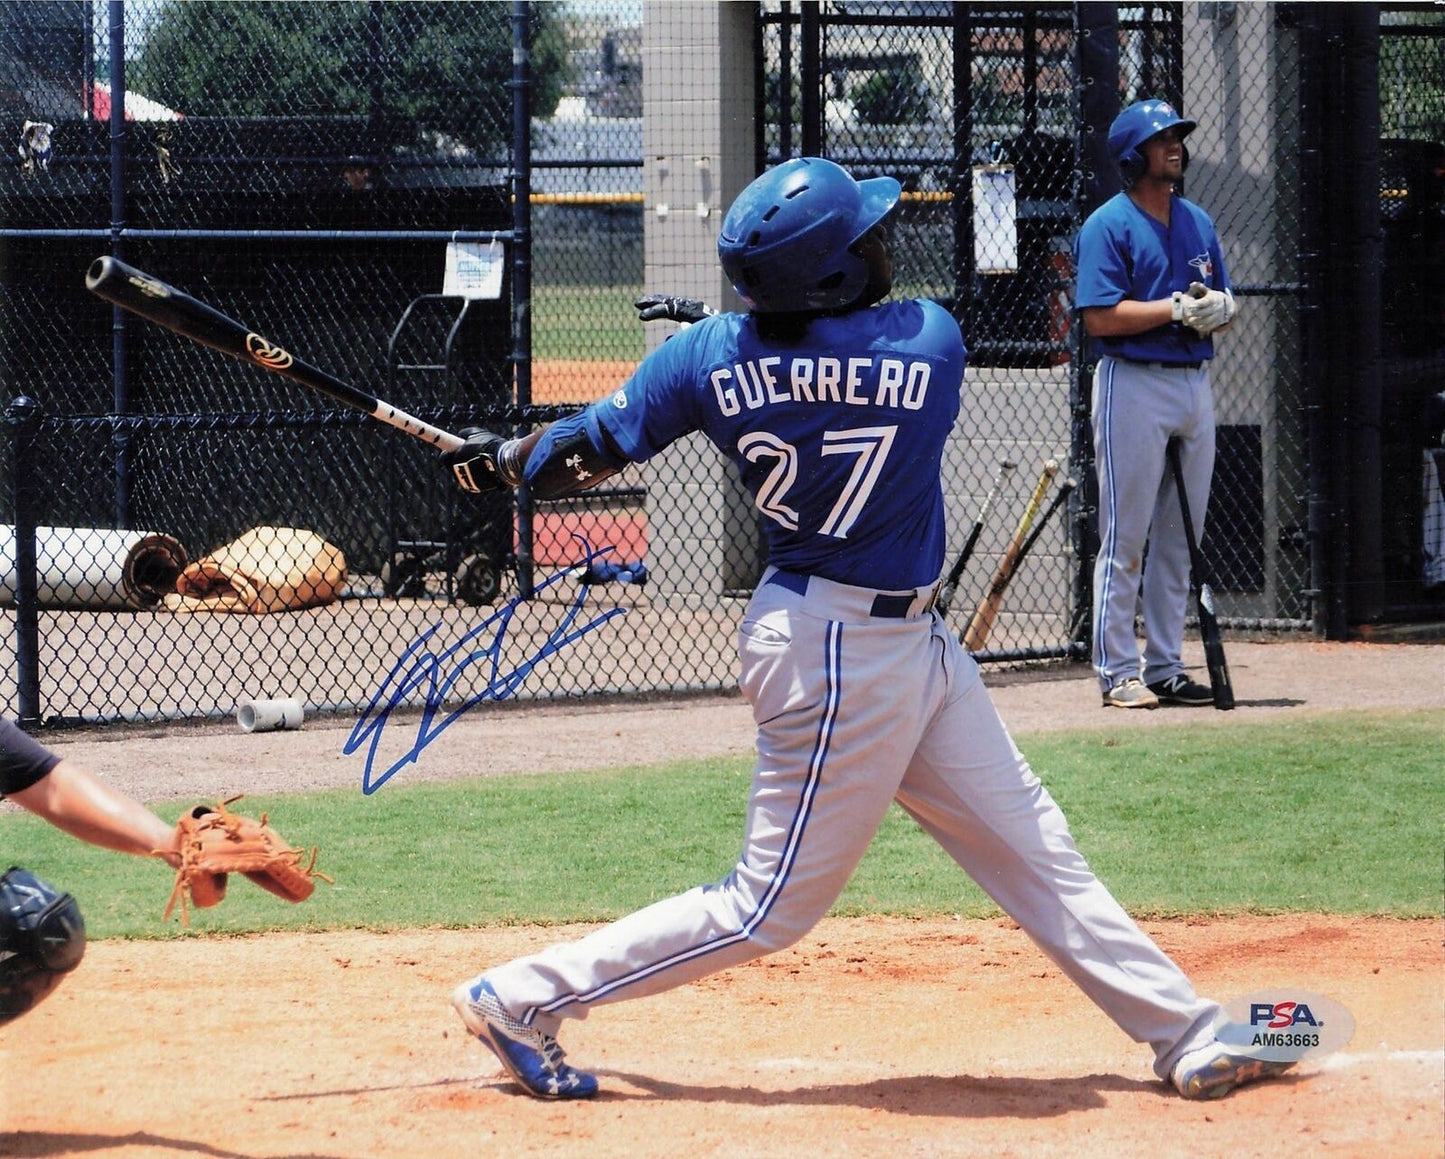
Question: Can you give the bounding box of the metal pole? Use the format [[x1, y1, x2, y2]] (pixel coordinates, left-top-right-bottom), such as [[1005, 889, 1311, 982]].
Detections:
[[8, 398, 42, 728], [951, 3, 972, 322], [511, 1, 535, 599], [108, 0, 131, 526], [800, 2, 821, 157], [777, 2, 793, 162], [1072, 2, 1122, 653], [1341, 4, 1384, 627], [1297, 7, 1328, 636]]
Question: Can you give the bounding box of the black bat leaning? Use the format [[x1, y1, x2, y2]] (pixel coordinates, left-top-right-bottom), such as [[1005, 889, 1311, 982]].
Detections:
[[1011, 474, 1077, 575], [1165, 437, 1235, 710], [936, 458, 1016, 617], [85, 256, 465, 453]]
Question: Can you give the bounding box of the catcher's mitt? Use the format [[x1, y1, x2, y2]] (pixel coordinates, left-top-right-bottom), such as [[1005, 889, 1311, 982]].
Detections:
[[160, 795, 330, 925]]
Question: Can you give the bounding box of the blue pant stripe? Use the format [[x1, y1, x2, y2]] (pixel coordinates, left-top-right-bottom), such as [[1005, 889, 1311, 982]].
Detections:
[[1094, 359, 1119, 677], [531, 620, 844, 1018]]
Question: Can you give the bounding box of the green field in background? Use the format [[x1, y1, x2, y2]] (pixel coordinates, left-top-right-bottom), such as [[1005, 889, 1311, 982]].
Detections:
[[532, 283, 646, 361], [3, 710, 1439, 939]]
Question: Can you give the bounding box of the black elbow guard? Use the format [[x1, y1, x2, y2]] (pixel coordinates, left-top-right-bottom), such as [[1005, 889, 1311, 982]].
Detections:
[[528, 426, 625, 499]]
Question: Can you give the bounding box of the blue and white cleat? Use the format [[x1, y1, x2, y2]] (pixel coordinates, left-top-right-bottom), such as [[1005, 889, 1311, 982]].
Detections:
[[452, 977, 599, 1100], [1171, 1041, 1297, 1100]]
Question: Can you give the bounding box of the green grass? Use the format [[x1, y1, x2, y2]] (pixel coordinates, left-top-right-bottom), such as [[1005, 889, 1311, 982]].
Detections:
[[531, 283, 645, 361], [3, 711, 1439, 939]]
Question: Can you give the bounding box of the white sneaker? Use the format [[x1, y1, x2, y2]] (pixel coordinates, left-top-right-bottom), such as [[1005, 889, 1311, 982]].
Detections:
[[1102, 677, 1159, 708], [1171, 1040, 1297, 1099]]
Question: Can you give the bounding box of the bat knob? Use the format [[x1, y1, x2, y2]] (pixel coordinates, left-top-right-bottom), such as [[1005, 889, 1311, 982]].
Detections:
[[85, 256, 113, 290]]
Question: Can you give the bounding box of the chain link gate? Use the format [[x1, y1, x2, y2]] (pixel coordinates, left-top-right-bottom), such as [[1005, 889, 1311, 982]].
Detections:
[[2, 3, 1441, 728], [0, 0, 740, 729], [756, 2, 1379, 662]]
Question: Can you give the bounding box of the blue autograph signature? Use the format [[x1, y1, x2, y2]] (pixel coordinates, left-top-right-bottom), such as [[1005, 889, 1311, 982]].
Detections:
[[346, 545, 630, 794]]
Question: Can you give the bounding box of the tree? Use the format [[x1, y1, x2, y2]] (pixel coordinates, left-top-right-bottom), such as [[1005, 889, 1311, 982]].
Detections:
[[851, 69, 932, 127], [128, 1, 568, 157]]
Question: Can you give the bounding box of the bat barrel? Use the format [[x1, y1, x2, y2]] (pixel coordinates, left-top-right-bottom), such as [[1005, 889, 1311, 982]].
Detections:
[[85, 255, 465, 453]]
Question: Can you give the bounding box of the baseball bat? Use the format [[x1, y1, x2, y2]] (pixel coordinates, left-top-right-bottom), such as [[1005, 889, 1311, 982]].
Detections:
[[85, 256, 465, 453], [1166, 437, 1234, 710], [936, 457, 1016, 617], [962, 457, 1059, 651], [1011, 474, 1077, 574], [959, 473, 1074, 648]]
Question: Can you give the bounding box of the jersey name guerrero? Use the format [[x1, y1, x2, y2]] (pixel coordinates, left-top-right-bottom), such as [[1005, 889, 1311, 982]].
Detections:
[[579, 300, 965, 590], [710, 355, 931, 417]]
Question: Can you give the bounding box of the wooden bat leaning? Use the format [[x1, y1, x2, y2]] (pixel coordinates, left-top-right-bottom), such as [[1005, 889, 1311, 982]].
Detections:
[[936, 458, 1016, 617], [85, 256, 465, 453], [1010, 475, 1077, 575], [1165, 437, 1235, 710], [961, 458, 1059, 651]]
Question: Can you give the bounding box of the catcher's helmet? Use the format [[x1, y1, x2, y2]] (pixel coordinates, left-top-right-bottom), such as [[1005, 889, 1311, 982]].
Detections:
[[1109, 99, 1196, 184], [0, 866, 85, 1026], [717, 157, 901, 314]]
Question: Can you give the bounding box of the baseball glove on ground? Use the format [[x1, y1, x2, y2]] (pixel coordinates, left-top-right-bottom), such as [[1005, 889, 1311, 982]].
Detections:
[[160, 795, 330, 925]]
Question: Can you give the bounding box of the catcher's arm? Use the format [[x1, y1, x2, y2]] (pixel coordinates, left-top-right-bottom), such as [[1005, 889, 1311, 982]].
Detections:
[[10, 759, 178, 864]]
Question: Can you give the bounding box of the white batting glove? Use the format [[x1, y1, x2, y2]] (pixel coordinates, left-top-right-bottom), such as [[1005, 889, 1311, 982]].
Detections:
[[1175, 282, 1235, 336]]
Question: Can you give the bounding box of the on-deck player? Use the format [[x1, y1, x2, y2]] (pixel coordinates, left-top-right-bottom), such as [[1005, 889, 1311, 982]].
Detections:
[[1074, 99, 1236, 709], [441, 157, 1289, 1102]]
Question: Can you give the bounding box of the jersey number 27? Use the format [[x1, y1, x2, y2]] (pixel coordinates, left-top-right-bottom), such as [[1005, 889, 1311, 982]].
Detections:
[[737, 425, 897, 539]]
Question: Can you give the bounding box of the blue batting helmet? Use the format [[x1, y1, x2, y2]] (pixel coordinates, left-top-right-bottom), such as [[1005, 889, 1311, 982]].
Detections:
[[1108, 99, 1196, 183], [717, 157, 901, 314]]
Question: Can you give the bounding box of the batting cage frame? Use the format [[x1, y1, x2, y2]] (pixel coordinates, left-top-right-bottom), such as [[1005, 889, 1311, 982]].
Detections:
[[0, 1, 1441, 727]]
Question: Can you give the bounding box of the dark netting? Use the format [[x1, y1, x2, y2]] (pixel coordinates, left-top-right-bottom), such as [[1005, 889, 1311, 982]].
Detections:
[[1378, 8, 1445, 607], [1, 2, 1442, 726], [762, 2, 1085, 659]]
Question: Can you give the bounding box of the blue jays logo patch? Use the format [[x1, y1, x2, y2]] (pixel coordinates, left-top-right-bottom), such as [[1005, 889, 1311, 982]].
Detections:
[[1188, 253, 1214, 283]]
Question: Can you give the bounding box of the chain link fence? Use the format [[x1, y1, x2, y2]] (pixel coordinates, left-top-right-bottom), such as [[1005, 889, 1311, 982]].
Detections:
[[1, 2, 1442, 727]]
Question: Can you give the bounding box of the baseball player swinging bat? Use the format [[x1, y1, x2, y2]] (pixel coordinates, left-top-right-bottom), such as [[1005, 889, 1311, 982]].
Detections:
[[85, 256, 465, 453], [935, 457, 1016, 617], [1165, 438, 1235, 710], [961, 458, 1060, 651]]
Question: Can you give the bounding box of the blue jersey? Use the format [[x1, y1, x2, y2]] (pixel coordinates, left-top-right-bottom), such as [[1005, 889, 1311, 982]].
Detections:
[[531, 300, 965, 589], [1073, 192, 1230, 363]]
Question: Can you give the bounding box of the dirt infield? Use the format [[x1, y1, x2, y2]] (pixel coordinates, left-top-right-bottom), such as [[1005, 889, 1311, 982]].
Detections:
[[8, 917, 1441, 1158], [7, 639, 1444, 1158]]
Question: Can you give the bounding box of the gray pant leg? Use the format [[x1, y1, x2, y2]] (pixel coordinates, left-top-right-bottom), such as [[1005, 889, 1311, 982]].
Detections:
[[1092, 360, 1170, 690], [897, 650, 1219, 1077], [1143, 374, 1215, 684]]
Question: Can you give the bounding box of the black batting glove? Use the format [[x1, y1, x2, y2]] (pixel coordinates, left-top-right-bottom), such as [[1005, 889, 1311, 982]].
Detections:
[[634, 294, 716, 325], [443, 427, 510, 494]]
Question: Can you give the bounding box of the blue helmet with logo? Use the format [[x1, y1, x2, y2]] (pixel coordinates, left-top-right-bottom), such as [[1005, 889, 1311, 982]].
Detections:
[[717, 157, 901, 314], [1108, 99, 1196, 184]]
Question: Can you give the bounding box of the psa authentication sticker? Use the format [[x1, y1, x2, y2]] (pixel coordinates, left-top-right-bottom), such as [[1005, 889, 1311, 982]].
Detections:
[[1213, 990, 1355, 1064]]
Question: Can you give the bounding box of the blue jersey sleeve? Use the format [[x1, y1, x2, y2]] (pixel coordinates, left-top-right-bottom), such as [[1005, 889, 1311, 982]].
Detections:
[[1074, 205, 1133, 309], [523, 322, 715, 483], [590, 321, 713, 462]]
